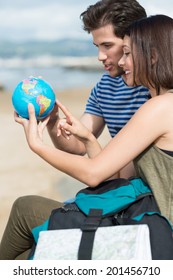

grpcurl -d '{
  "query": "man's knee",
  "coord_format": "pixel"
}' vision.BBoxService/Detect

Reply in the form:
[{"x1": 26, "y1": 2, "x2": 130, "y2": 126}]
[
  {"x1": 12, "y1": 195, "x2": 39, "y2": 216},
  {"x1": 11, "y1": 195, "x2": 62, "y2": 221}
]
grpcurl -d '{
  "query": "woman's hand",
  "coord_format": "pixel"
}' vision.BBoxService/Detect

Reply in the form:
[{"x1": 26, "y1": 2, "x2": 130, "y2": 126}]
[
  {"x1": 56, "y1": 100, "x2": 102, "y2": 158},
  {"x1": 56, "y1": 100, "x2": 93, "y2": 143},
  {"x1": 14, "y1": 103, "x2": 49, "y2": 152}
]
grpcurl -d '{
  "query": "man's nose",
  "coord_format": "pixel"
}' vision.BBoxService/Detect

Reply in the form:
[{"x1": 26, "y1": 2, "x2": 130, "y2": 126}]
[{"x1": 98, "y1": 50, "x2": 107, "y2": 61}]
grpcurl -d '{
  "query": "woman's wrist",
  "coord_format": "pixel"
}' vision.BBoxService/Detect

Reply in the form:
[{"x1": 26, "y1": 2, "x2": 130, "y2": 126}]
[{"x1": 84, "y1": 133, "x2": 102, "y2": 158}]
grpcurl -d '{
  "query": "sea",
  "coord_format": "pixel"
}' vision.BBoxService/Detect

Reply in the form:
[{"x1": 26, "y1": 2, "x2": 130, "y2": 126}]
[{"x1": 0, "y1": 38, "x2": 104, "y2": 92}]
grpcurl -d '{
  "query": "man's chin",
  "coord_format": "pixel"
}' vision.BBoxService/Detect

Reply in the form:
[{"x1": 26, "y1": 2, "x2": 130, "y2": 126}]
[{"x1": 108, "y1": 69, "x2": 125, "y2": 77}]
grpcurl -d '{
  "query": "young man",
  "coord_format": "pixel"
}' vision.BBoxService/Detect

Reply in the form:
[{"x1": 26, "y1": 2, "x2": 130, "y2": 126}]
[
  {"x1": 0, "y1": 0, "x2": 150, "y2": 260},
  {"x1": 47, "y1": 0, "x2": 149, "y2": 178}
]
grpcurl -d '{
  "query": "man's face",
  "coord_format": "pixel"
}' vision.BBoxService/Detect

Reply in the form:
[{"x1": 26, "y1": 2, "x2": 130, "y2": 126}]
[{"x1": 91, "y1": 24, "x2": 124, "y2": 77}]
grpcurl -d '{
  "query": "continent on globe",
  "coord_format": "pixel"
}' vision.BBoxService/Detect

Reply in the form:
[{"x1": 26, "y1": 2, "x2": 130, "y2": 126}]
[
  {"x1": 36, "y1": 95, "x2": 51, "y2": 116},
  {"x1": 22, "y1": 79, "x2": 37, "y2": 95},
  {"x1": 12, "y1": 77, "x2": 56, "y2": 120}
]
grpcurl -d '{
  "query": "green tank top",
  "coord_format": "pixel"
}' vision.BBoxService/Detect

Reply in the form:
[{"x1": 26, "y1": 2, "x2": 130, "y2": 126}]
[{"x1": 134, "y1": 145, "x2": 173, "y2": 224}]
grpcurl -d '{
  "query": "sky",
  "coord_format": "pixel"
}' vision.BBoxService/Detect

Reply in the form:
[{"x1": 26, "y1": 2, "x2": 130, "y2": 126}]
[{"x1": 0, "y1": 0, "x2": 172, "y2": 42}]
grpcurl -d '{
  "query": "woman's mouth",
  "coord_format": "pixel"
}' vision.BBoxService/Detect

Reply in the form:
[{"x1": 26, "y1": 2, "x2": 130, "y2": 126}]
[{"x1": 124, "y1": 70, "x2": 131, "y2": 75}]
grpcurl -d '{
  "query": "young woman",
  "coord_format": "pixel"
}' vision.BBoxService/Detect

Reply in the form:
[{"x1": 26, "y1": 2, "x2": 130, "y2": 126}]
[{"x1": 1, "y1": 14, "x2": 173, "y2": 260}]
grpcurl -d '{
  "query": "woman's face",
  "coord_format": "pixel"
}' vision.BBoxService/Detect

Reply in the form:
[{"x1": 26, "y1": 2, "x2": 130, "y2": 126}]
[{"x1": 118, "y1": 35, "x2": 137, "y2": 87}]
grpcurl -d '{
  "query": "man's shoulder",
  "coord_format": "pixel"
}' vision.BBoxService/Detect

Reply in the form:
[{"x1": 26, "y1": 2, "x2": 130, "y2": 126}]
[
  {"x1": 97, "y1": 73, "x2": 124, "y2": 88},
  {"x1": 100, "y1": 73, "x2": 122, "y2": 82}
]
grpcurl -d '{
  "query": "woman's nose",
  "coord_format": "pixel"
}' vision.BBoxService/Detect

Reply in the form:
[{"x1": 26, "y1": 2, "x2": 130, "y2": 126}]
[{"x1": 118, "y1": 55, "x2": 124, "y2": 67}]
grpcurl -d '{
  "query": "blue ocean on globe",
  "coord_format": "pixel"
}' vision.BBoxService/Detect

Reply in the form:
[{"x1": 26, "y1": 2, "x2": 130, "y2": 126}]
[{"x1": 12, "y1": 77, "x2": 56, "y2": 120}]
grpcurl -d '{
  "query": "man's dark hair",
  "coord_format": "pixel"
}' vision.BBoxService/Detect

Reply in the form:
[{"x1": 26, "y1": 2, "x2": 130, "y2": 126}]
[{"x1": 80, "y1": 0, "x2": 147, "y2": 38}]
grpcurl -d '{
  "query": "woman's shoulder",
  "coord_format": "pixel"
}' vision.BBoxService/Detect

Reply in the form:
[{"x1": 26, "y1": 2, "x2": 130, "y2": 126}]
[
  {"x1": 132, "y1": 91, "x2": 173, "y2": 122},
  {"x1": 144, "y1": 91, "x2": 173, "y2": 108}
]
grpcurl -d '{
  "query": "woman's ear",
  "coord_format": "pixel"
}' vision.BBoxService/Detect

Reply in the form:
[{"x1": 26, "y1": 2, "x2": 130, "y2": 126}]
[{"x1": 151, "y1": 47, "x2": 158, "y2": 65}]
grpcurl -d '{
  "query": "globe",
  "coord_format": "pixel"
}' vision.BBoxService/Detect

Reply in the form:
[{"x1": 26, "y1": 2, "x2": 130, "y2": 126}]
[{"x1": 12, "y1": 77, "x2": 56, "y2": 120}]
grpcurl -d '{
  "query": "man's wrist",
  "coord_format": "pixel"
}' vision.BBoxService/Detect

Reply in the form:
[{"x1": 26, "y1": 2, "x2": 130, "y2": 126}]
[{"x1": 47, "y1": 115, "x2": 59, "y2": 126}]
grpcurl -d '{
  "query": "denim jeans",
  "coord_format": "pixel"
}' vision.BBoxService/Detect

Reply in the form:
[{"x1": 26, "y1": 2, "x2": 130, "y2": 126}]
[{"x1": 0, "y1": 195, "x2": 63, "y2": 260}]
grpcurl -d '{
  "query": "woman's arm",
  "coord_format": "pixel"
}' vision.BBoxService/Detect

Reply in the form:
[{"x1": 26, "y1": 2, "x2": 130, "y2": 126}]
[{"x1": 14, "y1": 95, "x2": 169, "y2": 187}]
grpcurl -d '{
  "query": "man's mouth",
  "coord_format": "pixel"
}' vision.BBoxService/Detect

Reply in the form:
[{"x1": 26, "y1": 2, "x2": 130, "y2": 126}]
[{"x1": 104, "y1": 64, "x2": 113, "y2": 71}]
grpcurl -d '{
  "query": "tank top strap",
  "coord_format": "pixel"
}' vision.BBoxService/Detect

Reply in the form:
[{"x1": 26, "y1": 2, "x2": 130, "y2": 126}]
[{"x1": 167, "y1": 89, "x2": 173, "y2": 93}]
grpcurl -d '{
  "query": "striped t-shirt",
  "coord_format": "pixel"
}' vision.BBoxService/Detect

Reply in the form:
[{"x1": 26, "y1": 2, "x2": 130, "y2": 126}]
[{"x1": 85, "y1": 73, "x2": 150, "y2": 137}]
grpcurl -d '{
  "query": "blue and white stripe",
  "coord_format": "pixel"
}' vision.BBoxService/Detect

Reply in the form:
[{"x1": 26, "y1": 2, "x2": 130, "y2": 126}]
[{"x1": 85, "y1": 73, "x2": 150, "y2": 137}]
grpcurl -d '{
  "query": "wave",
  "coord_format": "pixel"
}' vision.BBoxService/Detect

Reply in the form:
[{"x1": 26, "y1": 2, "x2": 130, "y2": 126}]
[{"x1": 0, "y1": 55, "x2": 102, "y2": 71}]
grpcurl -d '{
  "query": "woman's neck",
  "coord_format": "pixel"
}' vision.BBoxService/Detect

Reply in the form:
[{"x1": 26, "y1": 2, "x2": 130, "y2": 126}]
[{"x1": 149, "y1": 88, "x2": 157, "y2": 97}]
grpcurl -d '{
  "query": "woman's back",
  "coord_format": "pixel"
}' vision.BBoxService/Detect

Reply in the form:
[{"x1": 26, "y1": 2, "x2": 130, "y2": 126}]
[{"x1": 134, "y1": 144, "x2": 173, "y2": 224}]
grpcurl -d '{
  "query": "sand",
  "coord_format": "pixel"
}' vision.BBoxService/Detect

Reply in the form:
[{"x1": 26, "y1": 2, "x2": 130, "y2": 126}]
[{"x1": 0, "y1": 87, "x2": 110, "y2": 240}]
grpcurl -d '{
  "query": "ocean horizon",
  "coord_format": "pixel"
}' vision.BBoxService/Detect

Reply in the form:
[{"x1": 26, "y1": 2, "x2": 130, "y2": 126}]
[{"x1": 0, "y1": 39, "x2": 104, "y2": 92}]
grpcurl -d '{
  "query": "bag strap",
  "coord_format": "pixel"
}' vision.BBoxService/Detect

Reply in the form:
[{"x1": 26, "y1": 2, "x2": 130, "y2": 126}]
[{"x1": 78, "y1": 208, "x2": 103, "y2": 260}]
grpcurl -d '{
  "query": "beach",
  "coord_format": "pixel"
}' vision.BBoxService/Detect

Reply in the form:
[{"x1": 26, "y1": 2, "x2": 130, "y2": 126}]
[{"x1": 0, "y1": 87, "x2": 110, "y2": 240}]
